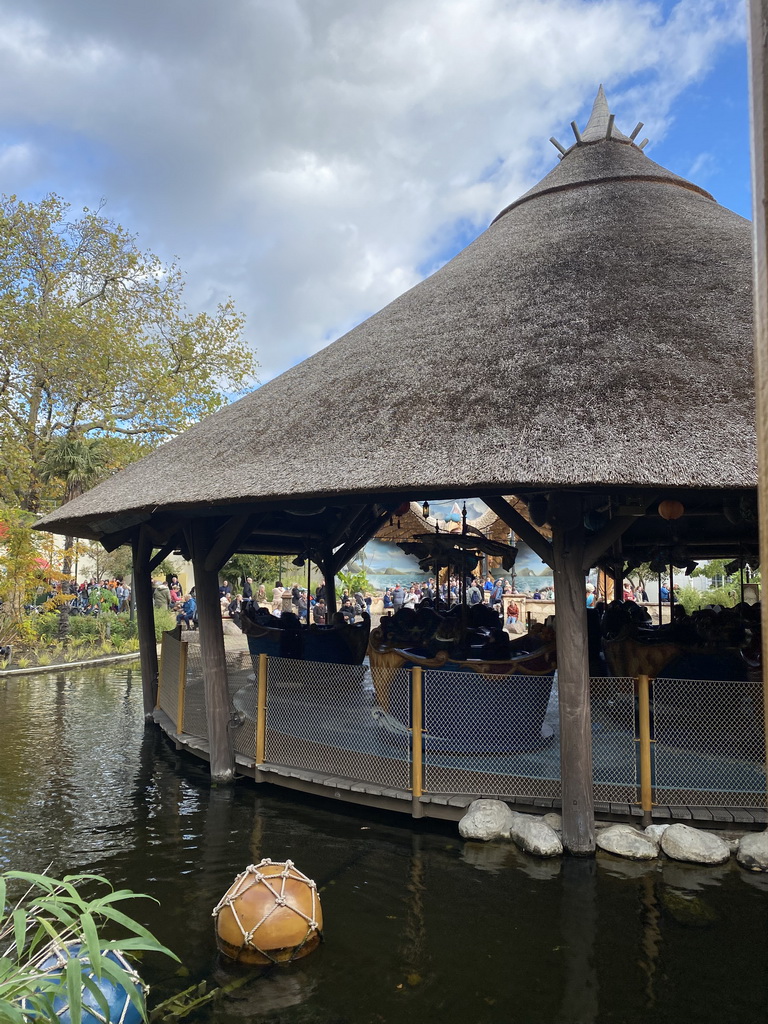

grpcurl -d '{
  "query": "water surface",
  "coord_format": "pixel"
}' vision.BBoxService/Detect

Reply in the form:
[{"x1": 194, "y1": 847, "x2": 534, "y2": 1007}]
[{"x1": 1, "y1": 667, "x2": 766, "y2": 1024}]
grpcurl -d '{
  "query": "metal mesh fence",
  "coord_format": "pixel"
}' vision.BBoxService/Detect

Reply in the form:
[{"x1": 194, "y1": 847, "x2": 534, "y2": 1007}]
[
  {"x1": 164, "y1": 644, "x2": 767, "y2": 812},
  {"x1": 264, "y1": 656, "x2": 410, "y2": 790},
  {"x1": 156, "y1": 633, "x2": 181, "y2": 728},
  {"x1": 421, "y1": 668, "x2": 561, "y2": 799},
  {"x1": 182, "y1": 643, "x2": 208, "y2": 740},
  {"x1": 652, "y1": 677, "x2": 766, "y2": 807},
  {"x1": 590, "y1": 676, "x2": 638, "y2": 803}
]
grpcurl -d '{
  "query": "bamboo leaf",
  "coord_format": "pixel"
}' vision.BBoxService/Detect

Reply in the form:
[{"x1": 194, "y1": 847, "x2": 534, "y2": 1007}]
[{"x1": 65, "y1": 955, "x2": 83, "y2": 1024}]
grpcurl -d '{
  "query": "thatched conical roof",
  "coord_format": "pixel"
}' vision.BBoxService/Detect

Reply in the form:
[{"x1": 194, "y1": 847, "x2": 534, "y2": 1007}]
[{"x1": 38, "y1": 88, "x2": 755, "y2": 541}]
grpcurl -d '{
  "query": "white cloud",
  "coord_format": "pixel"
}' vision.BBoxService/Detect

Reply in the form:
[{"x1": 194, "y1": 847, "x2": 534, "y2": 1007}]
[{"x1": 0, "y1": 0, "x2": 747, "y2": 379}]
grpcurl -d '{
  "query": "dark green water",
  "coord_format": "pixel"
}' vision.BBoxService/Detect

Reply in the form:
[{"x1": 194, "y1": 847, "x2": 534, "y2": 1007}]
[{"x1": 1, "y1": 667, "x2": 767, "y2": 1024}]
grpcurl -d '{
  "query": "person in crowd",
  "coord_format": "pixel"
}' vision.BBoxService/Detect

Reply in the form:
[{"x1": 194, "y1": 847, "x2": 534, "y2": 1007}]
[
  {"x1": 586, "y1": 583, "x2": 596, "y2": 608},
  {"x1": 505, "y1": 599, "x2": 520, "y2": 629},
  {"x1": 176, "y1": 594, "x2": 197, "y2": 630},
  {"x1": 313, "y1": 598, "x2": 327, "y2": 625},
  {"x1": 468, "y1": 578, "x2": 484, "y2": 606},
  {"x1": 403, "y1": 585, "x2": 419, "y2": 610},
  {"x1": 228, "y1": 593, "x2": 243, "y2": 617},
  {"x1": 242, "y1": 577, "x2": 253, "y2": 599},
  {"x1": 339, "y1": 597, "x2": 356, "y2": 624},
  {"x1": 353, "y1": 590, "x2": 366, "y2": 616},
  {"x1": 392, "y1": 584, "x2": 405, "y2": 611},
  {"x1": 532, "y1": 589, "x2": 542, "y2": 600},
  {"x1": 297, "y1": 589, "x2": 309, "y2": 622},
  {"x1": 490, "y1": 577, "x2": 505, "y2": 610},
  {"x1": 220, "y1": 594, "x2": 230, "y2": 616},
  {"x1": 218, "y1": 579, "x2": 231, "y2": 598},
  {"x1": 660, "y1": 582, "x2": 670, "y2": 602},
  {"x1": 272, "y1": 581, "x2": 285, "y2": 613},
  {"x1": 622, "y1": 581, "x2": 635, "y2": 602},
  {"x1": 383, "y1": 588, "x2": 394, "y2": 610},
  {"x1": 315, "y1": 579, "x2": 327, "y2": 603},
  {"x1": 256, "y1": 583, "x2": 267, "y2": 605}
]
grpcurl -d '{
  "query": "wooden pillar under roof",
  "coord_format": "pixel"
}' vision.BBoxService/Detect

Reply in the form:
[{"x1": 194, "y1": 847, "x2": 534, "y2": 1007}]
[
  {"x1": 748, "y1": 0, "x2": 768, "y2": 805},
  {"x1": 189, "y1": 518, "x2": 235, "y2": 784},
  {"x1": 550, "y1": 492, "x2": 595, "y2": 854},
  {"x1": 132, "y1": 526, "x2": 159, "y2": 720}
]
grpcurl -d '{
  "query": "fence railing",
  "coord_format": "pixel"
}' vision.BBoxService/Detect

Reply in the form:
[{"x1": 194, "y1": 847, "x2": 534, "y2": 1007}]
[{"x1": 156, "y1": 634, "x2": 767, "y2": 812}]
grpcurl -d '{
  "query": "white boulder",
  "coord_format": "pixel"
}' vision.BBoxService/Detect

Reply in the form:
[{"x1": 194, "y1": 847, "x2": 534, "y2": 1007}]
[
  {"x1": 458, "y1": 799, "x2": 516, "y2": 842},
  {"x1": 597, "y1": 824, "x2": 659, "y2": 860},
  {"x1": 737, "y1": 832, "x2": 768, "y2": 872},
  {"x1": 645, "y1": 824, "x2": 670, "y2": 843},
  {"x1": 661, "y1": 823, "x2": 731, "y2": 865},
  {"x1": 508, "y1": 814, "x2": 563, "y2": 858}
]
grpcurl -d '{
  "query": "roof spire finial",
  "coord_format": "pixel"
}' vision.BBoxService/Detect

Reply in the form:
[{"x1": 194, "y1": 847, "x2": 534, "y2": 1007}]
[{"x1": 578, "y1": 85, "x2": 630, "y2": 144}]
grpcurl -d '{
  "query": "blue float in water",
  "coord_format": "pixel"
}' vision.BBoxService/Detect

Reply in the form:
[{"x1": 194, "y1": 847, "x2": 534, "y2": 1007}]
[{"x1": 29, "y1": 943, "x2": 145, "y2": 1024}]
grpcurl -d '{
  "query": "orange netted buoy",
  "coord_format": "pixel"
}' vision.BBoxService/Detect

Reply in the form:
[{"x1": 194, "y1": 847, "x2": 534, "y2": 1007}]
[{"x1": 213, "y1": 860, "x2": 323, "y2": 965}]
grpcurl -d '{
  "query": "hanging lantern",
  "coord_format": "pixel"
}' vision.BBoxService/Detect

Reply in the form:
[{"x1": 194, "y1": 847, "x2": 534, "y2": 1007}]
[
  {"x1": 213, "y1": 860, "x2": 323, "y2": 966},
  {"x1": 658, "y1": 499, "x2": 684, "y2": 521},
  {"x1": 422, "y1": 500, "x2": 430, "y2": 519}
]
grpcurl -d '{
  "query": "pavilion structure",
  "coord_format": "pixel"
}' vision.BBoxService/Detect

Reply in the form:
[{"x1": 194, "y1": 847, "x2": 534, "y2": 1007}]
[{"x1": 36, "y1": 87, "x2": 758, "y2": 854}]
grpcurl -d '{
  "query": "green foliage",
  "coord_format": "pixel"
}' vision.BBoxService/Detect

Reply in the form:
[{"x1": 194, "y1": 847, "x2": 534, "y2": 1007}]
[
  {"x1": 221, "y1": 554, "x2": 283, "y2": 589},
  {"x1": 0, "y1": 869, "x2": 178, "y2": 1023},
  {"x1": 154, "y1": 609, "x2": 177, "y2": 641},
  {"x1": 0, "y1": 507, "x2": 58, "y2": 618},
  {"x1": 673, "y1": 585, "x2": 740, "y2": 614},
  {"x1": 336, "y1": 568, "x2": 371, "y2": 595},
  {"x1": 0, "y1": 192, "x2": 259, "y2": 511}
]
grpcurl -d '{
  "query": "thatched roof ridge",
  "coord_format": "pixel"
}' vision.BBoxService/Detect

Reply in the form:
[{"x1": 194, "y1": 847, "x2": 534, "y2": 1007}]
[{"x1": 37, "y1": 91, "x2": 755, "y2": 540}]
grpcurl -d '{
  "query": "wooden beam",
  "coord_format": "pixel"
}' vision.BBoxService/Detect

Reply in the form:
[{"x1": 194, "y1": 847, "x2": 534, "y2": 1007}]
[
  {"x1": 582, "y1": 516, "x2": 635, "y2": 571},
  {"x1": 132, "y1": 525, "x2": 159, "y2": 718},
  {"x1": 483, "y1": 495, "x2": 554, "y2": 567},
  {"x1": 204, "y1": 513, "x2": 254, "y2": 572},
  {"x1": 330, "y1": 506, "x2": 390, "y2": 573},
  {"x1": 190, "y1": 519, "x2": 235, "y2": 783},
  {"x1": 550, "y1": 492, "x2": 595, "y2": 855},
  {"x1": 148, "y1": 538, "x2": 178, "y2": 573},
  {"x1": 748, "y1": 0, "x2": 768, "y2": 810}
]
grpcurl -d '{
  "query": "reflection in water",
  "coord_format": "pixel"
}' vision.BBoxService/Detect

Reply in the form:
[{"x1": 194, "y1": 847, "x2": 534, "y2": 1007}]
[
  {"x1": 639, "y1": 873, "x2": 661, "y2": 1009},
  {"x1": 559, "y1": 857, "x2": 598, "y2": 1024},
  {"x1": 1, "y1": 668, "x2": 768, "y2": 1024}
]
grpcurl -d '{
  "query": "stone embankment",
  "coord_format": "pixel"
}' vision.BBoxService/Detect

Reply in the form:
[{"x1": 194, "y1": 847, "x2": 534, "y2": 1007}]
[{"x1": 459, "y1": 799, "x2": 768, "y2": 871}]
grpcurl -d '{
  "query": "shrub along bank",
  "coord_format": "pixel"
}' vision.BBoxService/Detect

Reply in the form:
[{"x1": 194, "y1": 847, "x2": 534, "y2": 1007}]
[{"x1": 0, "y1": 609, "x2": 176, "y2": 670}]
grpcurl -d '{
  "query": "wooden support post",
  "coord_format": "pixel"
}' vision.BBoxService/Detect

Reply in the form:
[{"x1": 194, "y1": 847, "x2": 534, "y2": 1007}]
[
  {"x1": 637, "y1": 674, "x2": 653, "y2": 827},
  {"x1": 550, "y1": 492, "x2": 595, "y2": 854},
  {"x1": 256, "y1": 653, "x2": 268, "y2": 765},
  {"x1": 411, "y1": 666, "x2": 424, "y2": 818},
  {"x1": 132, "y1": 527, "x2": 159, "y2": 720},
  {"x1": 190, "y1": 519, "x2": 235, "y2": 784},
  {"x1": 748, "y1": 0, "x2": 768, "y2": 809},
  {"x1": 318, "y1": 550, "x2": 337, "y2": 615}
]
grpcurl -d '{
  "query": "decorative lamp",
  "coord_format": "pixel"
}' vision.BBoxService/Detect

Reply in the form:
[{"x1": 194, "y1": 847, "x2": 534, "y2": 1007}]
[
  {"x1": 422, "y1": 500, "x2": 430, "y2": 519},
  {"x1": 28, "y1": 943, "x2": 145, "y2": 1024},
  {"x1": 658, "y1": 499, "x2": 684, "y2": 521},
  {"x1": 213, "y1": 860, "x2": 323, "y2": 966}
]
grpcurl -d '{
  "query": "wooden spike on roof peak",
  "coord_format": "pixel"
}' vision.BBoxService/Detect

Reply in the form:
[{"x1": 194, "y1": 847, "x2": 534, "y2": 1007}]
[{"x1": 580, "y1": 84, "x2": 631, "y2": 143}]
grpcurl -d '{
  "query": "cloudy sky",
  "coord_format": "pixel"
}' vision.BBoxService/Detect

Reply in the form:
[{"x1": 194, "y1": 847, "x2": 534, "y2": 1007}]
[{"x1": 0, "y1": 0, "x2": 750, "y2": 383}]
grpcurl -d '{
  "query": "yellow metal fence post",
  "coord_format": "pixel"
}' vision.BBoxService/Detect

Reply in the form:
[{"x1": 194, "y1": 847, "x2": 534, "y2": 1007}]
[
  {"x1": 637, "y1": 673, "x2": 654, "y2": 827},
  {"x1": 255, "y1": 652, "x2": 268, "y2": 766},
  {"x1": 177, "y1": 640, "x2": 188, "y2": 733},
  {"x1": 411, "y1": 666, "x2": 424, "y2": 817}
]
